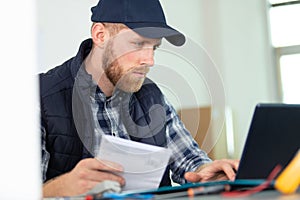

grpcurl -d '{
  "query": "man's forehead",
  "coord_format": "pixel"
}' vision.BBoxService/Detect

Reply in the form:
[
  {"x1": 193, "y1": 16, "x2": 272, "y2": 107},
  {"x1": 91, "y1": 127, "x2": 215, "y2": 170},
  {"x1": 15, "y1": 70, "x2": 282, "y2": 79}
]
[{"x1": 116, "y1": 28, "x2": 162, "y2": 45}]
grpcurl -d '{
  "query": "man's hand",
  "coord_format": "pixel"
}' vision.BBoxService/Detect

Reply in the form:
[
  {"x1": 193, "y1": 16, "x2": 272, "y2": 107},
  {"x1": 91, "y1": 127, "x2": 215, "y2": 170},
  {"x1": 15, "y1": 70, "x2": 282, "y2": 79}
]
[
  {"x1": 184, "y1": 159, "x2": 239, "y2": 182},
  {"x1": 43, "y1": 158, "x2": 125, "y2": 197}
]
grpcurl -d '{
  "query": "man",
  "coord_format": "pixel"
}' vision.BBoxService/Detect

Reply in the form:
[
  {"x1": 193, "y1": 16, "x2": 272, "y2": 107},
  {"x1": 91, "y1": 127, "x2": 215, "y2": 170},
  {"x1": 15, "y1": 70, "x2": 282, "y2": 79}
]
[{"x1": 40, "y1": 0, "x2": 239, "y2": 197}]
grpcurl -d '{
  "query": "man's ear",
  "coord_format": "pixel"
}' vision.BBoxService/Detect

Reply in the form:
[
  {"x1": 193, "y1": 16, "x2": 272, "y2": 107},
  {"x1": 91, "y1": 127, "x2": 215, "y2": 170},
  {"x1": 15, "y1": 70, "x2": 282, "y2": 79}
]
[{"x1": 91, "y1": 23, "x2": 109, "y2": 48}]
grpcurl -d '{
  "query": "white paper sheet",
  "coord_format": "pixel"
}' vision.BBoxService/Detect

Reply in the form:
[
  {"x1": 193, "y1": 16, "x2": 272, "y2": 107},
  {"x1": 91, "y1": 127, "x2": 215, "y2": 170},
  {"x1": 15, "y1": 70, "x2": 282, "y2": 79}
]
[{"x1": 97, "y1": 135, "x2": 171, "y2": 191}]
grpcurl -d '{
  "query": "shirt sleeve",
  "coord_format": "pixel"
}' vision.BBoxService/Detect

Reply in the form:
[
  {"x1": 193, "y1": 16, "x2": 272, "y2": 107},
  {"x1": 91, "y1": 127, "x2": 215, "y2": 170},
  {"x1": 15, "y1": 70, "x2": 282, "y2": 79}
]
[
  {"x1": 41, "y1": 125, "x2": 50, "y2": 182},
  {"x1": 163, "y1": 96, "x2": 212, "y2": 184}
]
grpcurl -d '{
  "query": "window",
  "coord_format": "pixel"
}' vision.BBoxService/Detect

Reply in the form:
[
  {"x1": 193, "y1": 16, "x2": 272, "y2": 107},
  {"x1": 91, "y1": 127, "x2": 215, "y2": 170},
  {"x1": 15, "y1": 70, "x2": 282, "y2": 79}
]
[
  {"x1": 268, "y1": 0, "x2": 300, "y2": 103},
  {"x1": 280, "y1": 54, "x2": 300, "y2": 103}
]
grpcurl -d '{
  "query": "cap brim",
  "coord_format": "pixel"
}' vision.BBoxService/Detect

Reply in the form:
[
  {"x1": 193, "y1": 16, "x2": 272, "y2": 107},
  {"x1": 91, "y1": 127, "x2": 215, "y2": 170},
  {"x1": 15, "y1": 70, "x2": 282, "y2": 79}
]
[{"x1": 125, "y1": 22, "x2": 186, "y2": 46}]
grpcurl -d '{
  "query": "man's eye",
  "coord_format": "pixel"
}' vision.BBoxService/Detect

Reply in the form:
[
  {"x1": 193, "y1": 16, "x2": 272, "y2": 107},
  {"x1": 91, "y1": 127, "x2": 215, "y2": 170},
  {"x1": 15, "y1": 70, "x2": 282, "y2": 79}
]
[{"x1": 133, "y1": 41, "x2": 144, "y2": 47}]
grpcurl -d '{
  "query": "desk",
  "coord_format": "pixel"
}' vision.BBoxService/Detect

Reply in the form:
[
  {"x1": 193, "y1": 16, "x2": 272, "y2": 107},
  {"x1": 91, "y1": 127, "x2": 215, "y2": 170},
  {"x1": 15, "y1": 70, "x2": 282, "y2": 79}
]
[
  {"x1": 166, "y1": 189, "x2": 300, "y2": 200},
  {"x1": 44, "y1": 189, "x2": 300, "y2": 200}
]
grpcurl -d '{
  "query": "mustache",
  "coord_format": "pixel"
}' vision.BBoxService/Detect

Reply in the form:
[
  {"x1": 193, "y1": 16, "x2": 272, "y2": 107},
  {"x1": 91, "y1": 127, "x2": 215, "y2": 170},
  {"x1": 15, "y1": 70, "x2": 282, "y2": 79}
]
[{"x1": 130, "y1": 66, "x2": 150, "y2": 73}]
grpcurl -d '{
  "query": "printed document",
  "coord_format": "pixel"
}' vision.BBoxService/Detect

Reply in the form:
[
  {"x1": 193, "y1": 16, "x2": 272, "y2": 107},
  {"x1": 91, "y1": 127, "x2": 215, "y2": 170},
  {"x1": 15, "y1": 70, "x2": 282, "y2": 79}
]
[{"x1": 97, "y1": 135, "x2": 171, "y2": 191}]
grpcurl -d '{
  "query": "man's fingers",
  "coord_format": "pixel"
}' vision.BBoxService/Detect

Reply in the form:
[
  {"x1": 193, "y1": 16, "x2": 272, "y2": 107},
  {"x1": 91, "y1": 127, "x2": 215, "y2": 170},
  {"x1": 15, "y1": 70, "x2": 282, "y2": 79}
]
[
  {"x1": 82, "y1": 170, "x2": 125, "y2": 186},
  {"x1": 96, "y1": 159, "x2": 124, "y2": 172},
  {"x1": 220, "y1": 159, "x2": 240, "y2": 180},
  {"x1": 223, "y1": 159, "x2": 239, "y2": 171},
  {"x1": 80, "y1": 158, "x2": 124, "y2": 172},
  {"x1": 75, "y1": 159, "x2": 125, "y2": 186},
  {"x1": 221, "y1": 163, "x2": 236, "y2": 181},
  {"x1": 185, "y1": 159, "x2": 240, "y2": 182},
  {"x1": 213, "y1": 159, "x2": 239, "y2": 181},
  {"x1": 184, "y1": 172, "x2": 200, "y2": 182},
  {"x1": 185, "y1": 171, "x2": 227, "y2": 182}
]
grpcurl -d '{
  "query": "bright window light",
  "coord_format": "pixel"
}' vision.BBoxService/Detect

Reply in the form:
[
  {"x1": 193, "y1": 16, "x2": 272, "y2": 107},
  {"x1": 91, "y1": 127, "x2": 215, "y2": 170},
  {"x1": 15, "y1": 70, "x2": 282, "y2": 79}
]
[
  {"x1": 269, "y1": 4, "x2": 300, "y2": 47},
  {"x1": 280, "y1": 54, "x2": 300, "y2": 103}
]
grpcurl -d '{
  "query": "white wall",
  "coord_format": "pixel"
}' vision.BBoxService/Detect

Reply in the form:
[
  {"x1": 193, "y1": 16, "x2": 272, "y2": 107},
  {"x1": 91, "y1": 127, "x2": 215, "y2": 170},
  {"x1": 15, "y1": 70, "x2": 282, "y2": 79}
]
[
  {"x1": 37, "y1": 0, "x2": 98, "y2": 71},
  {"x1": 216, "y1": 0, "x2": 279, "y2": 157},
  {"x1": 0, "y1": 1, "x2": 41, "y2": 199},
  {"x1": 159, "y1": 0, "x2": 279, "y2": 157},
  {"x1": 37, "y1": 0, "x2": 279, "y2": 158}
]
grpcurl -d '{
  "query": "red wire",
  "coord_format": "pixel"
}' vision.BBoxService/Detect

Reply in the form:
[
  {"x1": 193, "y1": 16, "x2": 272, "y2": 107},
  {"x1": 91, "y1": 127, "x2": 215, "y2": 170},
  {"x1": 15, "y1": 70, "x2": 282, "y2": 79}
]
[{"x1": 221, "y1": 165, "x2": 282, "y2": 198}]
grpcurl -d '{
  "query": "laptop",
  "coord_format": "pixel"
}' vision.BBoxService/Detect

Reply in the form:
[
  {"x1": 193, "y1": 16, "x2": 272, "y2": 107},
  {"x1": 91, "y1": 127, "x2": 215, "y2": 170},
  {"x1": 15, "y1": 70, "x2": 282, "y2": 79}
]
[
  {"x1": 123, "y1": 103, "x2": 300, "y2": 195},
  {"x1": 235, "y1": 103, "x2": 300, "y2": 180}
]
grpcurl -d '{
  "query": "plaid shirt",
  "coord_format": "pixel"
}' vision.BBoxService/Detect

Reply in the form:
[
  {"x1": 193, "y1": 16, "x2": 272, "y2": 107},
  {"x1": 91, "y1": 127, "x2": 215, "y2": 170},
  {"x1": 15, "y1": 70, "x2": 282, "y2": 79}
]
[{"x1": 41, "y1": 76, "x2": 211, "y2": 184}]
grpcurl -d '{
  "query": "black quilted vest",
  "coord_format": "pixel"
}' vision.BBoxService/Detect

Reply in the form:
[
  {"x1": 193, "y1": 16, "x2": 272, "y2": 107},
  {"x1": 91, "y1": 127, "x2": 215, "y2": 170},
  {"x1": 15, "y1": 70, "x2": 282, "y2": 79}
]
[{"x1": 40, "y1": 39, "x2": 171, "y2": 187}]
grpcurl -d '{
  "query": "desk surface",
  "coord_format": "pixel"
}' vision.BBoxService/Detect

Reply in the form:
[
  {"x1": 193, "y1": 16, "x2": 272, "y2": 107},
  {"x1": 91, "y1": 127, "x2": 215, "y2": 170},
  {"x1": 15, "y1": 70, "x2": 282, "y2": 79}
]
[
  {"x1": 44, "y1": 189, "x2": 300, "y2": 200},
  {"x1": 166, "y1": 189, "x2": 300, "y2": 200}
]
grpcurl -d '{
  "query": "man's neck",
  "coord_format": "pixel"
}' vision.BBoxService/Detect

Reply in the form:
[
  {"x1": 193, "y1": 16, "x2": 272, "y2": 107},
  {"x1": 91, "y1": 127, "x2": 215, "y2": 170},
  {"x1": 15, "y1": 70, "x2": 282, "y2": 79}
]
[{"x1": 84, "y1": 49, "x2": 114, "y2": 97}]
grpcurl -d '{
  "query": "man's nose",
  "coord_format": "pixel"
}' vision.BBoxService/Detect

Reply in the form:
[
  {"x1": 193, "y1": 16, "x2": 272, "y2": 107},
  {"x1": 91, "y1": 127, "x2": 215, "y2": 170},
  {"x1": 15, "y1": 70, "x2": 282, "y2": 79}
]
[{"x1": 140, "y1": 47, "x2": 154, "y2": 67}]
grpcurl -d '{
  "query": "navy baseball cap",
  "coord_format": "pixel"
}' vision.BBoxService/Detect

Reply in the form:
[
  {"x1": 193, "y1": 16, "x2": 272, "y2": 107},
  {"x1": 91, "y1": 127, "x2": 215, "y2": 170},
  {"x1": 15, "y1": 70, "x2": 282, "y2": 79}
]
[{"x1": 91, "y1": 0, "x2": 186, "y2": 46}]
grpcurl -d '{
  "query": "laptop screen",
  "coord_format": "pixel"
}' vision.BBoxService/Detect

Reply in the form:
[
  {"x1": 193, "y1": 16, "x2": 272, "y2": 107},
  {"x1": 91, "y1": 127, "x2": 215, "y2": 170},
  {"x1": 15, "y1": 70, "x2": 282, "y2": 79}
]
[{"x1": 236, "y1": 103, "x2": 300, "y2": 180}]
